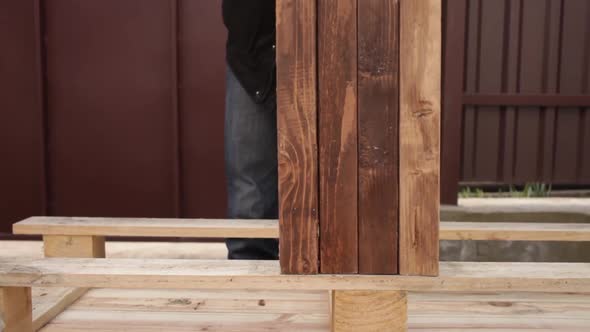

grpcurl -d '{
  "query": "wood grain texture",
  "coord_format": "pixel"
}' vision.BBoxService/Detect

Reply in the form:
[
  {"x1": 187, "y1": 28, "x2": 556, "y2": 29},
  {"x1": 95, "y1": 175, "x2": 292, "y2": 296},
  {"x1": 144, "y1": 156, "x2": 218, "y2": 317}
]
[
  {"x1": 1, "y1": 287, "x2": 33, "y2": 332},
  {"x1": 36, "y1": 289, "x2": 590, "y2": 332},
  {"x1": 276, "y1": 0, "x2": 320, "y2": 274},
  {"x1": 440, "y1": 222, "x2": 590, "y2": 241},
  {"x1": 43, "y1": 235, "x2": 106, "y2": 258},
  {"x1": 40, "y1": 234, "x2": 105, "y2": 330},
  {"x1": 1, "y1": 259, "x2": 590, "y2": 293},
  {"x1": 399, "y1": 0, "x2": 441, "y2": 276},
  {"x1": 332, "y1": 291, "x2": 407, "y2": 332},
  {"x1": 32, "y1": 287, "x2": 88, "y2": 331},
  {"x1": 16, "y1": 217, "x2": 279, "y2": 238},
  {"x1": 15, "y1": 217, "x2": 590, "y2": 242},
  {"x1": 358, "y1": 0, "x2": 400, "y2": 275},
  {"x1": 318, "y1": 0, "x2": 359, "y2": 274}
]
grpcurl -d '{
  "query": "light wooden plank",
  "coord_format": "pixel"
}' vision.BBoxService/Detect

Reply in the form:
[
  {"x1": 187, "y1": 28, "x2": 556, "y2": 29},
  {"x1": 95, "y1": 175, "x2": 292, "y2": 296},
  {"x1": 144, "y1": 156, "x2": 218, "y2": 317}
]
[
  {"x1": 318, "y1": 0, "x2": 359, "y2": 274},
  {"x1": 32, "y1": 288, "x2": 87, "y2": 331},
  {"x1": 1, "y1": 287, "x2": 33, "y2": 332},
  {"x1": 15, "y1": 217, "x2": 279, "y2": 238},
  {"x1": 332, "y1": 291, "x2": 406, "y2": 332},
  {"x1": 1, "y1": 259, "x2": 589, "y2": 293},
  {"x1": 14, "y1": 217, "x2": 590, "y2": 242},
  {"x1": 43, "y1": 235, "x2": 105, "y2": 258},
  {"x1": 440, "y1": 222, "x2": 590, "y2": 241},
  {"x1": 70, "y1": 289, "x2": 328, "y2": 314},
  {"x1": 399, "y1": 0, "x2": 442, "y2": 276},
  {"x1": 38, "y1": 234, "x2": 106, "y2": 330},
  {"x1": 357, "y1": 0, "x2": 400, "y2": 275},
  {"x1": 276, "y1": 0, "x2": 320, "y2": 275}
]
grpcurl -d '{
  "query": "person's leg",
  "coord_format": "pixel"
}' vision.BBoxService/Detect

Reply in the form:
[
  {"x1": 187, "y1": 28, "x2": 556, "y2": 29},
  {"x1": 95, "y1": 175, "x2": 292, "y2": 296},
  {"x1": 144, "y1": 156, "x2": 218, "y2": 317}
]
[{"x1": 224, "y1": 66, "x2": 278, "y2": 260}]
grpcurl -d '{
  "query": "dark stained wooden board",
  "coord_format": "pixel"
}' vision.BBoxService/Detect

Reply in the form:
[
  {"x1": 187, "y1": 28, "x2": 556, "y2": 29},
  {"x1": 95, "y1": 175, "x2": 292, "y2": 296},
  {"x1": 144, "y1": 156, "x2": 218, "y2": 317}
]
[
  {"x1": 318, "y1": 0, "x2": 359, "y2": 274},
  {"x1": 399, "y1": 0, "x2": 441, "y2": 276},
  {"x1": 276, "y1": 0, "x2": 320, "y2": 274},
  {"x1": 357, "y1": 0, "x2": 400, "y2": 274}
]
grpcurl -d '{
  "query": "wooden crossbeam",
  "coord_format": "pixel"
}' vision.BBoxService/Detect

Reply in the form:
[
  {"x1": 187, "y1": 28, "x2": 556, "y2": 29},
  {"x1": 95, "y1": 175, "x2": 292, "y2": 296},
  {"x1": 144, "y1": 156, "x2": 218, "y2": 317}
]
[
  {"x1": 14, "y1": 217, "x2": 590, "y2": 242},
  {"x1": 1, "y1": 258, "x2": 589, "y2": 293},
  {"x1": 14, "y1": 217, "x2": 279, "y2": 238}
]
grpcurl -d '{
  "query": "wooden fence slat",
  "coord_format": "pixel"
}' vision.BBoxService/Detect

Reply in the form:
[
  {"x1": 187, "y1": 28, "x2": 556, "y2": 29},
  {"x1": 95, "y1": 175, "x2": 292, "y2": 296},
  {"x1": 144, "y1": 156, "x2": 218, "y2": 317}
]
[
  {"x1": 358, "y1": 0, "x2": 400, "y2": 274},
  {"x1": 276, "y1": 0, "x2": 320, "y2": 274},
  {"x1": 399, "y1": 0, "x2": 441, "y2": 276},
  {"x1": 318, "y1": 0, "x2": 359, "y2": 274}
]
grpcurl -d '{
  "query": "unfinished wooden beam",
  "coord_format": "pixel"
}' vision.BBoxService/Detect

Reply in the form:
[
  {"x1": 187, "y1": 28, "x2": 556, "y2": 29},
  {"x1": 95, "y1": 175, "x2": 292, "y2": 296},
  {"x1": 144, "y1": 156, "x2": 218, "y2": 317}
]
[
  {"x1": 399, "y1": 0, "x2": 441, "y2": 276},
  {"x1": 43, "y1": 235, "x2": 105, "y2": 258},
  {"x1": 1, "y1": 258, "x2": 589, "y2": 293},
  {"x1": 15, "y1": 217, "x2": 590, "y2": 242},
  {"x1": 35, "y1": 235, "x2": 105, "y2": 330},
  {"x1": 15, "y1": 217, "x2": 279, "y2": 238},
  {"x1": 332, "y1": 291, "x2": 407, "y2": 332},
  {"x1": 32, "y1": 287, "x2": 88, "y2": 331},
  {"x1": 1, "y1": 287, "x2": 33, "y2": 332},
  {"x1": 358, "y1": 0, "x2": 400, "y2": 275},
  {"x1": 318, "y1": 0, "x2": 359, "y2": 274},
  {"x1": 276, "y1": 0, "x2": 320, "y2": 274}
]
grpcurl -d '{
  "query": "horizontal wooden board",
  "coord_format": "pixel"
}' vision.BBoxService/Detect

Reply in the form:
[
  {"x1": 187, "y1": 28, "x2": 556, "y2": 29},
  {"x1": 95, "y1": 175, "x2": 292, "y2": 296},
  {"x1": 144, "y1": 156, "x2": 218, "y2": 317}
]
[
  {"x1": 14, "y1": 217, "x2": 279, "y2": 238},
  {"x1": 1, "y1": 258, "x2": 589, "y2": 293},
  {"x1": 14, "y1": 217, "x2": 590, "y2": 242},
  {"x1": 441, "y1": 222, "x2": 590, "y2": 241},
  {"x1": 37, "y1": 289, "x2": 590, "y2": 331}
]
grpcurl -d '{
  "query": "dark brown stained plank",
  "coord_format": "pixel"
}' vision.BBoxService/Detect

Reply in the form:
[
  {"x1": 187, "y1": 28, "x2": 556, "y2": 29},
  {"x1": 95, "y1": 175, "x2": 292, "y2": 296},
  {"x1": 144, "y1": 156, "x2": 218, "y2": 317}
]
[
  {"x1": 45, "y1": 0, "x2": 178, "y2": 218},
  {"x1": 554, "y1": 0, "x2": 588, "y2": 183},
  {"x1": 399, "y1": 0, "x2": 441, "y2": 276},
  {"x1": 0, "y1": 0, "x2": 45, "y2": 233},
  {"x1": 357, "y1": 0, "x2": 399, "y2": 275},
  {"x1": 276, "y1": 0, "x2": 319, "y2": 274},
  {"x1": 318, "y1": 0, "x2": 359, "y2": 274}
]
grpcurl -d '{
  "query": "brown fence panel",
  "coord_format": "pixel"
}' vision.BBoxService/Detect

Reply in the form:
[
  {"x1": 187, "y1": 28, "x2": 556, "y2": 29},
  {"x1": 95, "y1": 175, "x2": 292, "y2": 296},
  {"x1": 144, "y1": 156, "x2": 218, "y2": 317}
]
[
  {"x1": 179, "y1": 0, "x2": 227, "y2": 218},
  {"x1": 442, "y1": 0, "x2": 590, "y2": 204},
  {"x1": 0, "y1": 0, "x2": 46, "y2": 233},
  {"x1": 44, "y1": 0, "x2": 179, "y2": 217}
]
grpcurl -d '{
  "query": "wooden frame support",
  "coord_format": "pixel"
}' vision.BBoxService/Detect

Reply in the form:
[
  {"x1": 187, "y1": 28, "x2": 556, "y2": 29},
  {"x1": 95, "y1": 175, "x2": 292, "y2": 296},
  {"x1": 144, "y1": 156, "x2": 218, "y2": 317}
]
[
  {"x1": 43, "y1": 235, "x2": 106, "y2": 258},
  {"x1": 30, "y1": 235, "x2": 106, "y2": 330},
  {"x1": 332, "y1": 290, "x2": 407, "y2": 332},
  {"x1": 1, "y1": 287, "x2": 33, "y2": 332}
]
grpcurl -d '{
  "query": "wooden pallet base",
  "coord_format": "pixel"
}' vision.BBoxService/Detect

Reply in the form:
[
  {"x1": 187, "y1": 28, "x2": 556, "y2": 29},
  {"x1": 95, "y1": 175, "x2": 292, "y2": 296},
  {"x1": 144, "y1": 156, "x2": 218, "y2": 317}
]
[{"x1": 332, "y1": 291, "x2": 407, "y2": 332}]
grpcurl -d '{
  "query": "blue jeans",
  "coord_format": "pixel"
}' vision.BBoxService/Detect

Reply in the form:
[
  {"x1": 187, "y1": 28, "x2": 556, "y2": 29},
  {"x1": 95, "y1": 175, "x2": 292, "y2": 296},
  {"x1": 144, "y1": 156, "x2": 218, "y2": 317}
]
[{"x1": 224, "y1": 67, "x2": 279, "y2": 260}]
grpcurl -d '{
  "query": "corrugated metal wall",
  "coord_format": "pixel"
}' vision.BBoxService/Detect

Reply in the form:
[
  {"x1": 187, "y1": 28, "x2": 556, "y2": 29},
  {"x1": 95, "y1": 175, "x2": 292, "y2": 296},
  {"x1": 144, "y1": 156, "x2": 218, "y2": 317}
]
[
  {"x1": 0, "y1": 0, "x2": 227, "y2": 233},
  {"x1": 442, "y1": 0, "x2": 590, "y2": 203},
  {"x1": 1, "y1": 0, "x2": 589, "y2": 230}
]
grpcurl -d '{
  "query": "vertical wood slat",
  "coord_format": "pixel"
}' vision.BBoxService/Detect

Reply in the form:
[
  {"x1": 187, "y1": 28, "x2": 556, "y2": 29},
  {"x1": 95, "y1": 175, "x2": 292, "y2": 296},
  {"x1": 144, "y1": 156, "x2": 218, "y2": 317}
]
[
  {"x1": 277, "y1": 0, "x2": 320, "y2": 274},
  {"x1": 0, "y1": 287, "x2": 33, "y2": 332},
  {"x1": 357, "y1": 0, "x2": 399, "y2": 275},
  {"x1": 319, "y1": 0, "x2": 359, "y2": 274},
  {"x1": 399, "y1": 0, "x2": 441, "y2": 276}
]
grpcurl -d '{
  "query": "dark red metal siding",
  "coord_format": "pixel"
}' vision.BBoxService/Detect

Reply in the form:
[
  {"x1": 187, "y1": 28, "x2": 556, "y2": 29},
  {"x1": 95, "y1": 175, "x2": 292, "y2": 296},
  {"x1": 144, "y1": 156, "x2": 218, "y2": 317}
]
[
  {"x1": 454, "y1": 0, "x2": 590, "y2": 187},
  {"x1": 0, "y1": 0, "x2": 46, "y2": 233},
  {"x1": 44, "y1": 0, "x2": 179, "y2": 217},
  {"x1": 179, "y1": 0, "x2": 227, "y2": 218}
]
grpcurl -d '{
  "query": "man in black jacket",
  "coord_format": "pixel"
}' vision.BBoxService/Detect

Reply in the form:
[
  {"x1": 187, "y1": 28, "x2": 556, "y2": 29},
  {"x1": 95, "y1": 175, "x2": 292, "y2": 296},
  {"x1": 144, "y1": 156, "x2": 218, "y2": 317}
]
[{"x1": 222, "y1": 0, "x2": 278, "y2": 260}]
